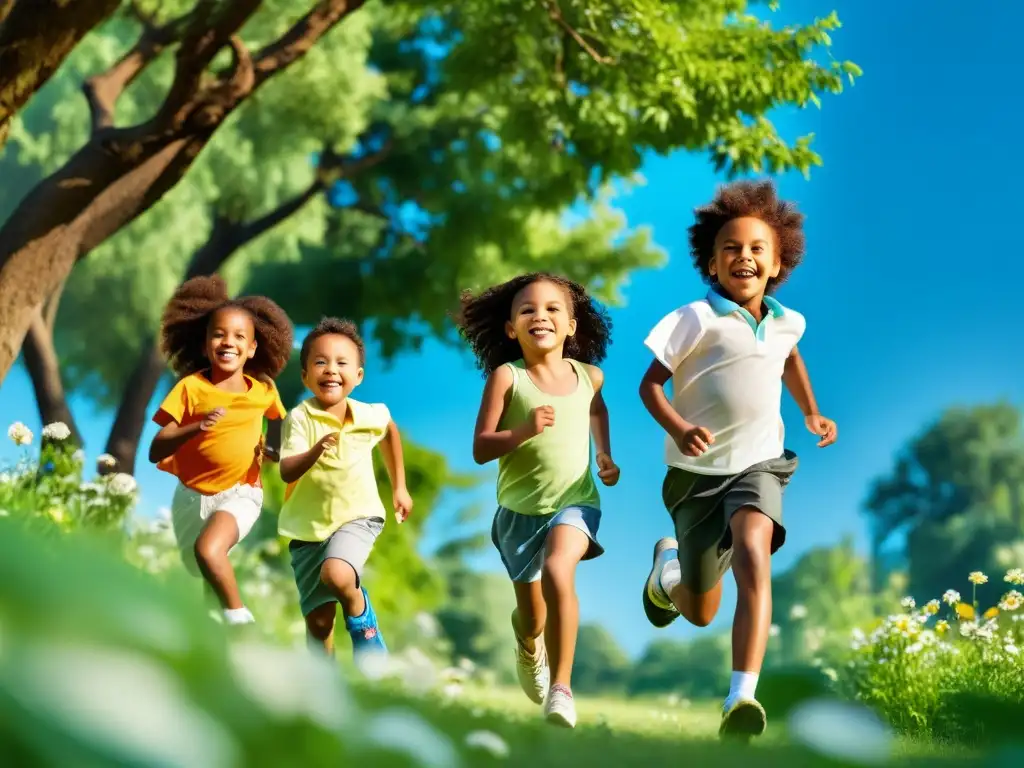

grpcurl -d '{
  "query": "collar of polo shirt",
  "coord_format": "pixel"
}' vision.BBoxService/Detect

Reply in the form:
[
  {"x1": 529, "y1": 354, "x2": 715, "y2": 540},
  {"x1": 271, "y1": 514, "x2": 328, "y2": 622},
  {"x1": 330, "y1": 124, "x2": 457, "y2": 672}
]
[{"x1": 706, "y1": 286, "x2": 784, "y2": 342}]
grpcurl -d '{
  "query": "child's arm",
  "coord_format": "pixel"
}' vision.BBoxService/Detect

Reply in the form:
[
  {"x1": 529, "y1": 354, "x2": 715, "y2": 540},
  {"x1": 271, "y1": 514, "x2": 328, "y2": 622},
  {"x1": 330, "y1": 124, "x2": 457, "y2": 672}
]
[
  {"x1": 148, "y1": 408, "x2": 224, "y2": 464},
  {"x1": 378, "y1": 419, "x2": 413, "y2": 522},
  {"x1": 472, "y1": 365, "x2": 549, "y2": 464},
  {"x1": 638, "y1": 362, "x2": 714, "y2": 456},
  {"x1": 278, "y1": 433, "x2": 337, "y2": 483},
  {"x1": 783, "y1": 345, "x2": 837, "y2": 447},
  {"x1": 586, "y1": 365, "x2": 619, "y2": 486}
]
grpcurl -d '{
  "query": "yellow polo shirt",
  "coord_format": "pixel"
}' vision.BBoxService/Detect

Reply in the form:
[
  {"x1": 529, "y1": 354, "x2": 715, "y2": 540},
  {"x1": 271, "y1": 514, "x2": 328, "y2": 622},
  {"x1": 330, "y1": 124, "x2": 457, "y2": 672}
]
[{"x1": 278, "y1": 397, "x2": 391, "y2": 542}]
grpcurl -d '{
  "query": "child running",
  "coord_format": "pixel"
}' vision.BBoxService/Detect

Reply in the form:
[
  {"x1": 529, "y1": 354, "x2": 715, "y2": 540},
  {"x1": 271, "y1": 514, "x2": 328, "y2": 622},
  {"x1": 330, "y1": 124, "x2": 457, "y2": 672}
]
[
  {"x1": 278, "y1": 318, "x2": 412, "y2": 660},
  {"x1": 457, "y1": 273, "x2": 620, "y2": 729},
  {"x1": 638, "y1": 180, "x2": 837, "y2": 739},
  {"x1": 149, "y1": 275, "x2": 293, "y2": 626}
]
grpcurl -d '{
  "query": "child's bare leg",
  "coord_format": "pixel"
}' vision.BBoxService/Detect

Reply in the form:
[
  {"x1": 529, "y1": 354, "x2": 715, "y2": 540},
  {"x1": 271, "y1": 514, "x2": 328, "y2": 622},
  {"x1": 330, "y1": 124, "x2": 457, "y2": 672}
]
[
  {"x1": 320, "y1": 559, "x2": 365, "y2": 618},
  {"x1": 305, "y1": 603, "x2": 337, "y2": 655},
  {"x1": 512, "y1": 581, "x2": 546, "y2": 653},
  {"x1": 729, "y1": 507, "x2": 774, "y2": 676},
  {"x1": 540, "y1": 525, "x2": 590, "y2": 688},
  {"x1": 670, "y1": 580, "x2": 724, "y2": 627},
  {"x1": 194, "y1": 511, "x2": 243, "y2": 610}
]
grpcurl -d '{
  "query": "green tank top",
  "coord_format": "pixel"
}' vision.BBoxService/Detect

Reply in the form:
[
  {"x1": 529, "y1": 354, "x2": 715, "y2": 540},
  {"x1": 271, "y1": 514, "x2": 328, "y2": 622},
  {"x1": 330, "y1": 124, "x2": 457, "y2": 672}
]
[{"x1": 496, "y1": 358, "x2": 600, "y2": 516}]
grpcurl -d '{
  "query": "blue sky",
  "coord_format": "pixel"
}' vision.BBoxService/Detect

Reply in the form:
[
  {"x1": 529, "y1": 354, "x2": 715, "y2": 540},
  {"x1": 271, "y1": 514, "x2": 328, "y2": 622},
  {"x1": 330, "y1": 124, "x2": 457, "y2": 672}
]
[{"x1": 1, "y1": 1, "x2": 1021, "y2": 658}]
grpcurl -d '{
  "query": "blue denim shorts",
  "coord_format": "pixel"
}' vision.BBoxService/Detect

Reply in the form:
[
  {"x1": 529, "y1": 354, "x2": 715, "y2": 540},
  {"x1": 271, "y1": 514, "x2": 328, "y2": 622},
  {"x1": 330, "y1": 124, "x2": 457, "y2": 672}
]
[{"x1": 491, "y1": 504, "x2": 603, "y2": 583}]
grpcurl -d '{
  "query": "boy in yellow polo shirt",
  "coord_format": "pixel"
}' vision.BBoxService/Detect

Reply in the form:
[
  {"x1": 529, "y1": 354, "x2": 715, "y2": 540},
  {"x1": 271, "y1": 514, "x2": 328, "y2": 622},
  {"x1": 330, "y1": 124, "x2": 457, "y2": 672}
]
[{"x1": 279, "y1": 318, "x2": 413, "y2": 659}]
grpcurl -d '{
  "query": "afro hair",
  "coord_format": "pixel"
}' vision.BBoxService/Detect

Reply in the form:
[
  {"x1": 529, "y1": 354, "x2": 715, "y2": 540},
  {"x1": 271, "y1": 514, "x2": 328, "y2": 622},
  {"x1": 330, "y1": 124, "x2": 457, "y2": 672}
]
[
  {"x1": 688, "y1": 179, "x2": 806, "y2": 293},
  {"x1": 454, "y1": 272, "x2": 612, "y2": 375},
  {"x1": 159, "y1": 275, "x2": 294, "y2": 380}
]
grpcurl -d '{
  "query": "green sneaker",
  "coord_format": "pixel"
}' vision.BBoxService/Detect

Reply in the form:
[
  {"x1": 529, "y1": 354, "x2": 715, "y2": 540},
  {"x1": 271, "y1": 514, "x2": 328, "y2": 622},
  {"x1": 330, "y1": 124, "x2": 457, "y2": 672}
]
[
  {"x1": 642, "y1": 537, "x2": 680, "y2": 628},
  {"x1": 719, "y1": 698, "x2": 767, "y2": 740}
]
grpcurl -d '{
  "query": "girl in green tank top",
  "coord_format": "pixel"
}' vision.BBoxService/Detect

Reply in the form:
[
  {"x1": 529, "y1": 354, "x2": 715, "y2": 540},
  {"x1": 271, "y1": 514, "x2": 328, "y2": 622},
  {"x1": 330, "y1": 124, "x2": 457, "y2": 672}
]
[{"x1": 457, "y1": 272, "x2": 620, "y2": 729}]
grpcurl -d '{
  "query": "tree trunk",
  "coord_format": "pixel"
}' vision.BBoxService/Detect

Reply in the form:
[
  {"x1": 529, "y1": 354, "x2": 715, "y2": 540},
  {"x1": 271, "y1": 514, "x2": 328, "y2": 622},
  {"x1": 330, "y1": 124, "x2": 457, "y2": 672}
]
[
  {"x1": 21, "y1": 309, "x2": 82, "y2": 445},
  {"x1": 0, "y1": 0, "x2": 367, "y2": 384},
  {"x1": 102, "y1": 341, "x2": 165, "y2": 475},
  {"x1": 0, "y1": 0, "x2": 121, "y2": 147}
]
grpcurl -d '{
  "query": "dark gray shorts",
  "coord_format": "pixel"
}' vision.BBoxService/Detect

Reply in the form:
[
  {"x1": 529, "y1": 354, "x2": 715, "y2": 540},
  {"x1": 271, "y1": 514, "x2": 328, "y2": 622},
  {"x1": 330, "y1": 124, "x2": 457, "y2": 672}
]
[
  {"x1": 663, "y1": 451, "x2": 798, "y2": 594},
  {"x1": 288, "y1": 516, "x2": 384, "y2": 616}
]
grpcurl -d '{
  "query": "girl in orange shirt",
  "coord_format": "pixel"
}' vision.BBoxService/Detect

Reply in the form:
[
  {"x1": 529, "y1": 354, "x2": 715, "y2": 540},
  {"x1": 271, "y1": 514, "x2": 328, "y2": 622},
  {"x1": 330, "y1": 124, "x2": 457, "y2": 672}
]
[{"x1": 149, "y1": 276, "x2": 293, "y2": 626}]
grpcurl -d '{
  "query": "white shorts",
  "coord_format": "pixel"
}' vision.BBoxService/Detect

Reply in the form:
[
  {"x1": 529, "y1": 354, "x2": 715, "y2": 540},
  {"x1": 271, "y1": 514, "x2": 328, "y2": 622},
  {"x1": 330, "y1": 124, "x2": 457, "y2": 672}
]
[{"x1": 170, "y1": 483, "x2": 263, "y2": 575}]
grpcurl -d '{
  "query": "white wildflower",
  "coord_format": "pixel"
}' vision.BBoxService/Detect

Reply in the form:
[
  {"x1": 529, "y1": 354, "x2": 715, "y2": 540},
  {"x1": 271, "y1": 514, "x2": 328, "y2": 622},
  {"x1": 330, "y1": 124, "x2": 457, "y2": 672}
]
[
  {"x1": 465, "y1": 730, "x2": 509, "y2": 759},
  {"x1": 999, "y1": 590, "x2": 1023, "y2": 611},
  {"x1": 457, "y1": 656, "x2": 476, "y2": 674},
  {"x1": 900, "y1": 596, "x2": 916, "y2": 610},
  {"x1": 942, "y1": 589, "x2": 961, "y2": 605},
  {"x1": 96, "y1": 454, "x2": 117, "y2": 470},
  {"x1": 136, "y1": 546, "x2": 157, "y2": 562},
  {"x1": 821, "y1": 667, "x2": 839, "y2": 682},
  {"x1": 906, "y1": 642, "x2": 923, "y2": 655},
  {"x1": 769, "y1": 623, "x2": 781, "y2": 637},
  {"x1": 41, "y1": 422, "x2": 71, "y2": 441},
  {"x1": 71, "y1": 449, "x2": 85, "y2": 464},
  {"x1": 968, "y1": 571, "x2": 988, "y2": 585},
  {"x1": 107, "y1": 473, "x2": 138, "y2": 497},
  {"x1": 7, "y1": 422, "x2": 32, "y2": 446},
  {"x1": 789, "y1": 604, "x2": 808, "y2": 620},
  {"x1": 413, "y1": 612, "x2": 439, "y2": 639},
  {"x1": 1005, "y1": 643, "x2": 1020, "y2": 656},
  {"x1": 1004, "y1": 568, "x2": 1024, "y2": 586}
]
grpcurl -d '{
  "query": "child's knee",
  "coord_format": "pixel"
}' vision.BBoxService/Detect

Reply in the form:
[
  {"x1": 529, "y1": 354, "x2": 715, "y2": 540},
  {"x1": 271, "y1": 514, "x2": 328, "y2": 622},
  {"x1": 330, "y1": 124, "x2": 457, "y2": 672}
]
[
  {"x1": 731, "y1": 523, "x2": 773, "y2": 583},
  {"x1": 540, "y1": 555, "x2": 575, "y2": 590},
  {"x1": 193, "y1": 538, "x2": 226, "y2": 570},
  {"x1": 320, "y1": 559, "x2": 358, "y2": 595},
  {"x1": 305, "y1": 605, "x2": 336, "y2": 640}
]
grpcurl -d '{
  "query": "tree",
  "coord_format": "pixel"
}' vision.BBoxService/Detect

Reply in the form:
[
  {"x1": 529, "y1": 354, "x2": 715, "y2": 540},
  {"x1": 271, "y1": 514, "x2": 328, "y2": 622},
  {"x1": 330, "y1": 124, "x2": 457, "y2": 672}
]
[
  {"x1": 0, "y1": 0, "x2": 861, "y2": 381},
  {"x1": 0, "y1": 0, "x2": 376, "y2": 379},
  {"x1": 572, "y1": 623, "x2": 630, "y2": 694},
  {"x1": 864, "y1": 403, "x2": 1024, "y2": 597},
  {"x1": 628, "y1": 634, "x2": 730, "y2": 699},
  {"x1": 0, "y1": 0, "x2": 122, "y2": 147}
]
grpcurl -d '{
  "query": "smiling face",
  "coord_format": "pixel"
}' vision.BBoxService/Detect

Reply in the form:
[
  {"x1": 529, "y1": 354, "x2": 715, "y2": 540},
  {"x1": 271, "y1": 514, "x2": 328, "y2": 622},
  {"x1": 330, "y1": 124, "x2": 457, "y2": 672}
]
[
  {"x1": 708, "y1": 216, "x2": 781, "y2": 308},
  {"x1": 505, "y1": 279, "x2": 577, "y2": 358},
  {"x1": 301, "y1": 333, "x2": 363, "y2": 407},
  {"x1": 205, "y1": 307, "x2": 257, "y2": 377}
]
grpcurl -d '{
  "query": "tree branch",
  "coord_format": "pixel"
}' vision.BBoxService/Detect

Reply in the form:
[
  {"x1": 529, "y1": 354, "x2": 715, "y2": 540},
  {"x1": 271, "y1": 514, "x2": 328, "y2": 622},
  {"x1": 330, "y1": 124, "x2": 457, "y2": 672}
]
[
  {"x1": 81, "y1": 6, "x2": 195, "y2": 134},
  {"x1": 227, "y1": 181, "x2": 322, "y2": 254},
  {"x1": 542, "y1": 1, "x2": 613, "y2": 65},
  {"x1": 253, "y1": 0, "x2": 369, "y2": 85},
  {"x1": 157, "y1": 0, "x2": 261, "y2": 125}
]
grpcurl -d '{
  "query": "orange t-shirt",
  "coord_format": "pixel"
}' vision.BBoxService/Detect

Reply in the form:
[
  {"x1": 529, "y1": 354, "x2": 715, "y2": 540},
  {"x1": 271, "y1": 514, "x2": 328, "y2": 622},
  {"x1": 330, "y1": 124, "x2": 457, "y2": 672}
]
[{"x1": 153, "y1": 372, "x2": 286, "y2": 495}]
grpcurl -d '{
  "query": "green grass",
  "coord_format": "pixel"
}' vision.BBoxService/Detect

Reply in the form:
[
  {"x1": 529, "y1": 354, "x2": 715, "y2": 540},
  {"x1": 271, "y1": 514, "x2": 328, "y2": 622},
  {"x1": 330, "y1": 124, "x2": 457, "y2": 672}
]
[{"x1": 353, "y1": 682, "x2": 986, "y2": 767}]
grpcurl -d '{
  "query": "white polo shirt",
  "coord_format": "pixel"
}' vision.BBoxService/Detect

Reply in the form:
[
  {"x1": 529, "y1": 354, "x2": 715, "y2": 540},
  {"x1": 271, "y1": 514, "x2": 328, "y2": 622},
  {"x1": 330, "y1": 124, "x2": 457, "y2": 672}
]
[{"x1": 644, "y1": 288, "x2": 805, "y2": 475}]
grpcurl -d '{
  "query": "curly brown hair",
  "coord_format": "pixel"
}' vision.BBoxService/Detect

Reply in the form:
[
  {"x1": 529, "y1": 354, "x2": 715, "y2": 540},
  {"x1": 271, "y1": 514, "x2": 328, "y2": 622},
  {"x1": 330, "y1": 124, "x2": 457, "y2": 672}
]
[
  {"x1": 299, "y1": 317, "x2": 365, "y2": 368},
  {"x1": 159, "y1": 275, "x2": 294, "y2": 380},
  {"x1": 455, "y1": 272, "x2": 612, "y2": 375},
  {"x1": 689, "y1": 179, "x2": 806, "y2": 294}
]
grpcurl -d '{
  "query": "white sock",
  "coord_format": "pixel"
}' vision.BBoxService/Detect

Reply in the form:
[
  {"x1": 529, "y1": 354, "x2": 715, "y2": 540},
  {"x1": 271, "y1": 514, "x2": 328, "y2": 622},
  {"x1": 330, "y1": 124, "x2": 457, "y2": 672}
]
[
  {"x1": 658, "y1": 560, "x2": 681, "y2": 599},
  {"x1": 223, "y1": 606, "x2": 255, "y2": 626},
  {"x1": 725, "y1": 671, "x2": 759, "y2": 708}
]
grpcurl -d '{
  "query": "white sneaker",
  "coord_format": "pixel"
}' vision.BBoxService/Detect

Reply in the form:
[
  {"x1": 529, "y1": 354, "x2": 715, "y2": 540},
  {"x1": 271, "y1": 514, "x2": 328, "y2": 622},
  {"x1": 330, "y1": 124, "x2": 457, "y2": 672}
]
[
  {"x1": 223, "y1": 607, "x2": 255, "y2": 626},
  {"x1": 512, "y1": 611, "x2": 549, "y2": 705},
  {"x1": 544, "y1": 684, "x2": 576, "y2": 728}
]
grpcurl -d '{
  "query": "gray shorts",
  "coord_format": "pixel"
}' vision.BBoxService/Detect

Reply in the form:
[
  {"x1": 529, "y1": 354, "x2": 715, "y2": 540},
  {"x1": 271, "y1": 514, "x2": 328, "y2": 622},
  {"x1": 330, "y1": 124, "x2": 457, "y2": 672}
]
[
  {"x1": 663, "y1": 451, "x2": 798, "y2": 593},
  {"x1": 288, "y1": 517, "x2": 384, "y2": 616},
  {"x1": 491, "y1": 504, "x2": 603, "y2": 583}
]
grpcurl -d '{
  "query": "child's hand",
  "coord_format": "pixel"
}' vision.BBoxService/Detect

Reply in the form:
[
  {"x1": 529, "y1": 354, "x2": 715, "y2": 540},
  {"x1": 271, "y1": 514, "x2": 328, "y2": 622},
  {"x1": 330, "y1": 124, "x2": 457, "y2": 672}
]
[
  {"x1": 596, "y1": 452, "x2": 620, "y2": 486},
  {"x1": 524, "y1": 405, "x2": 555, "y2": 437},
  {"x1": 199, "y1": 408, "x2": 226, "y2": 431},
  {"x1": 314, "y1": 432, "x2": 340, "y2": 455},
  {"x1": 393, "y1": 486, "x2": 413, "y2": 523},
  {"x1": 673, "y1": 424, "x2": 714, "y2": 457},
  {"x1": 805, "y1": 414, "x2": 837, "y2": 447},
  {"x1": 262, "y1": 443, "x2": 280, "y2": 462}
]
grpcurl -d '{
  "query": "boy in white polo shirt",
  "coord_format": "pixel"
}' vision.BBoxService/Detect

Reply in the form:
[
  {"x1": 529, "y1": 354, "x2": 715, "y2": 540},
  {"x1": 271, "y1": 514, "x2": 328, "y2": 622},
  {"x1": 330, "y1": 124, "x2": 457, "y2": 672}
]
[
  {"x1": 279, "y1": 317, "x2": 413, "y2": 661},
  {"x1": 638, "y1": 180, "x2": 837, "y2": 739}
]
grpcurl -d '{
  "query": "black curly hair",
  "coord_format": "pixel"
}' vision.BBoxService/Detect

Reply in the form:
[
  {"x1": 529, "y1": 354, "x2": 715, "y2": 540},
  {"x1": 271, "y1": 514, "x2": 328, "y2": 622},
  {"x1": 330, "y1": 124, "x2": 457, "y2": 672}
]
[
  {"x1": 299, "y1": 317, "x2": 365, "y2": 368},
  {"x1": 689, "y1": 179, "x2": 806, "y2": 294},
  {"x1": 159, "y1": 275, "x2": 294, "y2": 380},
  {"x1": 455, "y1": 272, "x2": 612, "y2": 375}
]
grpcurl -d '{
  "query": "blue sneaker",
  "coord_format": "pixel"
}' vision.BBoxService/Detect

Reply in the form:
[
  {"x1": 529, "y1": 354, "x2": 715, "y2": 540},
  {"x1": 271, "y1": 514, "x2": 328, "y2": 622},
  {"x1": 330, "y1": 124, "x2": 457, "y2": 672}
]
[
  {"x1": 345, "y1": 587, "x2": 387, "y2": 657},
  {"x1": 643, "y1": 537, "x2": 680, "y2": 628}
]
